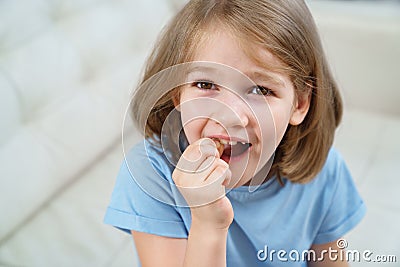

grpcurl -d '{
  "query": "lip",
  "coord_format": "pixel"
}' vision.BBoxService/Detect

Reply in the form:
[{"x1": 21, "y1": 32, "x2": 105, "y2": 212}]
[
  {"x1": 207, "y1": 135, "x2": 252, "y2": 164},
  {"x1": 221, "y1": 145, "x2": 252, "y2": 164},
  {"x1": 207, "y1": 134, "x2": 250, "y2": 144}
]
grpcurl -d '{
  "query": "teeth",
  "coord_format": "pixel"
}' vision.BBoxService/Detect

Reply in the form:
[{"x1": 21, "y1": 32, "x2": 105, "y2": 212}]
[
  {"x1": 217, "y1": 139, "x2": 238, "y2": 146},
  {"x1": 219, "y1": 139, "x2": 228, "y2": 145}
]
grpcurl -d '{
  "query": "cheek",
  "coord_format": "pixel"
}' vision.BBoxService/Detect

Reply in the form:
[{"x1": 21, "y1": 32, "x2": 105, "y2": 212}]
[
  {"x1": 273, "y1": 103, "x2": 293, "y2": 142},
  {"x1": 179, "y1": 91, "x2": 217, "y2": 144},
  {"x1": 253, "y1": 101, "x2": 293, "y2": 150},
  {"x1": 181, "y1": 118, "x2": 207, "y2": 144},
  {"x1": 179, "y1": 91, "x2": 212, "y2": 123},
  {"x1": 179, "y1": 102, "x2": 209, "y2": 144}
]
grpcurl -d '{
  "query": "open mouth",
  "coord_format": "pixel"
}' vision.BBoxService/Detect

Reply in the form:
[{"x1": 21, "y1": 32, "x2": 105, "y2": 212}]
[{"x1": 212, "y1": 138, "x2": 252, "y2": 163}]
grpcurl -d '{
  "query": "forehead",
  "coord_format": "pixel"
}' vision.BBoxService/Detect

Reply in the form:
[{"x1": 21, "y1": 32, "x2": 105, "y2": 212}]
[{"x1": 190, "y1": 28, "x2": 288, "y2": 86}]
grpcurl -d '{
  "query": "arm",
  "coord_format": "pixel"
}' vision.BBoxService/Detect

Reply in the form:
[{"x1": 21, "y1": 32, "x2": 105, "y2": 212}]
[
  {"x1": 132, "y1": 138, "x2": 232, "y2": 267},
  {"x1": 183, "y1": 206, "x2": 230, "y2": 267},
  {"x1": 308, "y1": 239, "x2": 348, "y2": 267},
  {"x1": 131, "y1": 231, "x2": 186, "y2": 266},
  {"x1": 132, "y1": 221, "x2": 228, "y2": 267}
]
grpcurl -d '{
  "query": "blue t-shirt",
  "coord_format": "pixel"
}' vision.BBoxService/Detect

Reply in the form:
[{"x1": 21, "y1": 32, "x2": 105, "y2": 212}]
[{"x1": 104, "y1": 139, "x2": 366, "y2": 266}]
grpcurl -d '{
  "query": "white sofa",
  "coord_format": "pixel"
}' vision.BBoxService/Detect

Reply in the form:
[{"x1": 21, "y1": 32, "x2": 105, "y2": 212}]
[
  {"x1": 0, "y1": 0, "x2": 399, "y2": 266},
  {"x1": 0, "y1": 0, "x2": 175, "y2": 266},
  {"x1": 311, "y1": 1, "x2": 400, "y2": 265}
]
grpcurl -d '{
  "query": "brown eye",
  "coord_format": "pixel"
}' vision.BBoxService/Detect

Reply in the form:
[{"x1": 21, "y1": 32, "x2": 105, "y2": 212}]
[
  {"x1": 252, "y1": 85, "x2": 273, "y2": 96},
  {"x1": 195, "y1": 81, "x2": 215, "y2": 90}
]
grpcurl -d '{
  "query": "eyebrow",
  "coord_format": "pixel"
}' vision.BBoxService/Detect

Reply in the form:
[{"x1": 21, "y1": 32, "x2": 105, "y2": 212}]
[
  {"x1": 247, "y1": 71, "x2": 285, "y2": 87},
  {"x1": 187, "y1": 65, "x2": 216, "y2": 72},
  {"x1": 186, "y1": 65, "x2": 285, "y2": 87},
  {"x1": 185, "y1": 65, "x2": 222, "y2": 76}
]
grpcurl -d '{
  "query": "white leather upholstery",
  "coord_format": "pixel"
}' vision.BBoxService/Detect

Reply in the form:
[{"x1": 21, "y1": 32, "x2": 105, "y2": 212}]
[
  {"x1": 0, "y1": 0, "x2": 399, "y2": 266},
  {"x1": 0, "y1": 0, "x2": 173, "y2": 265}
]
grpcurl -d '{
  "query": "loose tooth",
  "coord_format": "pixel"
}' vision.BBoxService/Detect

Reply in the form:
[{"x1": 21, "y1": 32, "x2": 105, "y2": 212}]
[
  {"x1": 214, "y1": 140, "x2": 224, "y2": 157},
  {"x1": 220, "y1": 139, "x2": 228, "y2": 145},
  {"x1": 229, "y1": 141, "x2": 237, "y2": 145}
]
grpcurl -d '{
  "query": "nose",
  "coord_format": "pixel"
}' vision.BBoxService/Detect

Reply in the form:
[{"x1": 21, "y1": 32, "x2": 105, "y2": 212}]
[{"x1": 212, "y1": 90, "x2": 250, "y2": 128}]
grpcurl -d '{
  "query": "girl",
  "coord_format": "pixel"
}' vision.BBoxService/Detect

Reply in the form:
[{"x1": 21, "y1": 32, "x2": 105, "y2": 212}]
[{"x1": 104, "y1": 0, "x2": 366, "y2": 266}]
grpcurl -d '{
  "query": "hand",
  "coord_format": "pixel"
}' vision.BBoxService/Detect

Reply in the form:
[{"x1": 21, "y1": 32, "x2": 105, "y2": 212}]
[{"x1": 172, "y1": 138, "x2": 234, "y2": 230}]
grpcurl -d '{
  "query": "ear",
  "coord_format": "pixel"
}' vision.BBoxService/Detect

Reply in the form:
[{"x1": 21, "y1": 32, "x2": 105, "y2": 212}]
[{"x1": 289, "y1": 89, "x2": 311, "y2": 126}]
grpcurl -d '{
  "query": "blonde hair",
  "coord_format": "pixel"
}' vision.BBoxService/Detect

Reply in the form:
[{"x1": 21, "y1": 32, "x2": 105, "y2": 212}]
[{"x1": 131, "y1": 0, "x2": 343, "y2": 184}]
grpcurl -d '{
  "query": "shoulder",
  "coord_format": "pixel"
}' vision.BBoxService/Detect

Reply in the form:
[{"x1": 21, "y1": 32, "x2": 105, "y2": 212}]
[
  {"x1": 126, "y1": 139, "x2": 164, "y2": 163},
  {"x1": 115, "y1": 139, "x2": 175, "y2": 203},
  {"x1": 105, "y1": 138, "x2": 190, "y2": 237},
  {"x1": 309, "y1": 147, "x2": 350, "y2": 188},
  {"x1": 125, "y1": 139, "x2": 174, "y2": 178},
  {"x1": 310, "y1": 148, "x2": 366, "y2": 244},
  {"x1": 285, "y1": 147, "x2": 354, "y2": 206},
  {"x1": 321, "y1": 147, "x2": 346, "y2": 175}
]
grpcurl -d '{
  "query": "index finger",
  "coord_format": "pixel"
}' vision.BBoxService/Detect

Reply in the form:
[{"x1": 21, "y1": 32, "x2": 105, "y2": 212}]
[{"x1": 176, "y1": 138, "x2": 219, "y2": 173}]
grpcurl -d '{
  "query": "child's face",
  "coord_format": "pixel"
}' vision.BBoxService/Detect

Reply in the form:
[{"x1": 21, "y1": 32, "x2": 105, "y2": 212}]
[{"x1": 176, "y1": 29, "x2": 309, "y2": 188}]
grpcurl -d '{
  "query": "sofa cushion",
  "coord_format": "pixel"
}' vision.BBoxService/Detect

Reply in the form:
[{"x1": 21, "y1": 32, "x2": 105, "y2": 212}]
[
  {"x1": 308, "y1": 0, "x2": 400, "y2": 115},
  {"x1": 0, "y1": 0, "x2": 173, "y2": 243},
  {"x1": 0, "y1": 133, "x2": 141, "y2": 267},
  {"x1": 0, "y1": 73, "x2": 21, "y2": 145}
]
